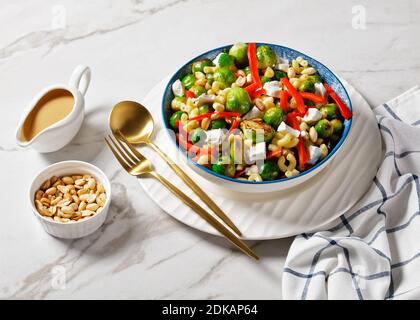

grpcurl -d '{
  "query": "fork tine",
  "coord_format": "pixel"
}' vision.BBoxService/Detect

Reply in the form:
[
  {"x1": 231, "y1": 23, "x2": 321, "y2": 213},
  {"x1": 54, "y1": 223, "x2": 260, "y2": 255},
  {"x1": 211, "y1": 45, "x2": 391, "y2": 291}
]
[
  {"x1": 114, "y1": 130, "x2": 145, "y2": 161},
  {"x1": 104, "y1": 137, "x2": 131, "y2": 171},
  {"x1": 107, "y1": 135, "x2": 136, "y2": 167},
  {"x1": 112, "y1": 132, "x2": 140, "y2": 164}
]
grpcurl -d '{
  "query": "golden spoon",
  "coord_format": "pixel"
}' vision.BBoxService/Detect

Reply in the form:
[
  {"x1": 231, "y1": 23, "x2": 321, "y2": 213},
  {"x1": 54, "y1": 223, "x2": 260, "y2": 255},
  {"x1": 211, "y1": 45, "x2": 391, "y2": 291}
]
[{"x1": 109, "y1": 101, "x2": 242, "y2": 236}]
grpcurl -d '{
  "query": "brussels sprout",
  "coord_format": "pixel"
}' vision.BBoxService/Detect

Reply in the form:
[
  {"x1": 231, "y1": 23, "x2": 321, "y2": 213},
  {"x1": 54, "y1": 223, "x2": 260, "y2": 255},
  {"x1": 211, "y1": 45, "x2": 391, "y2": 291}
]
[
  {"x1": 190, "y1": 128, "x2": 206, "y2": 145},
  {"x1": 308, "y1": 74, "x2": 322, "y2": 84},
  {"x1": 320, "y1": 103, "x2": 338, "y2": 119},
  {"x1": 256, "y1": 45, "x2": 277, "y2": 69},
  {"x1": 298, "y1": 80, "x2": 315, "y2": 93},
  {"x1": 217, "y1": 53, "x2": 235, "y2": 69},
  {"x1": 261, "y1": 76, "x2": 270, "y2": 84},
  {"x1": 274, "y1": 70, "x2": 287, "y2": 80},
  {"x1": 211, "y1": 118, "x2": 228, "y2": 129},
  {"x1": 226, "y1": 87, "x2": 252, "y2": 115},
  {"x1": 263, "y1": 107, "x2": 284, "y2": 128},
  {"x1": 181, "y1": 74, "x2": 196, "y2": 90},
  {"x1": 315, "y1": 119, "x2": 333, "y2": 138},
  {"x1": 240, "y1": 119, "x2": 275, "y2": 143},
  {"x1": 211, "y1": 162, "x2": 225, "y2": 175},
  {"x1": 192, "y1": 59, "x2": 213, "y2": 73},
  {"x1": 211, "y1": 157, "x2": 234, "y2": 177},
  {"x1": 198, "y1": 104, "x2": 212, "y2": 114},
  {"x1": 213, "y1": 67, "x2": 236, "y2": 88},
  {"x1": 225, "y1": 163, "x2": 236, "y2": 177},
  {"x1": 169, "y1": 111, "x2": 186, "y2": 129},
  {"x1": 190, "y1": 85, "x2": 206, "y2": 97},
  {"x1": 229, "y1": 43, "x2": 248, "y2": 68},
  {"x1": 260, "y1": 161, "x2": 280, "y2": 181},
  {"x1": 330, "y1": 119, "x2": 343, "y2": 133}
]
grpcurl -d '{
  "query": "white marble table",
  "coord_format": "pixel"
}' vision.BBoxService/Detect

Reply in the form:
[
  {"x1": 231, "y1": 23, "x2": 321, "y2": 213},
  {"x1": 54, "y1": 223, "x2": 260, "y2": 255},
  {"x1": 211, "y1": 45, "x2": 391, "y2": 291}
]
[{"x1": 1, "y1": 0, "x2": 419, "y2": 299}]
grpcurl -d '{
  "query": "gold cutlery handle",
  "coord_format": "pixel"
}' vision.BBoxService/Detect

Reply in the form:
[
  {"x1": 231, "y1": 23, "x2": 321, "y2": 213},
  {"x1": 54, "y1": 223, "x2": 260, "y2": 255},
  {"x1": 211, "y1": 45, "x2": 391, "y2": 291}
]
[
  {"x1": 148, "y1": 141, "x2": 242, "y2": 236},
  {"x1": 149, "y1": 171, "x2": 259, "y2": 260}
]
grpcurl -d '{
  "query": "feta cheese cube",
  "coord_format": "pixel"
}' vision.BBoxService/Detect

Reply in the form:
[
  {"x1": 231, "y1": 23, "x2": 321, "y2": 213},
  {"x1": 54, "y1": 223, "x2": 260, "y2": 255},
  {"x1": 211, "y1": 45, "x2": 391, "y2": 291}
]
[
  {"x1": 205, "y1": 129, "x2": 223, "y2": 145},
  {"x1": 278, "y1": 57, "x2": 289, "y2": 64},
  {"x1": 277, "y1": 121, "x2": 300, "y2": 138},
  {"x1": 303, "y1": 108, "x2": 323, "y2": 123},
  {"x1": 245, "y1": 165, "x2": 260, "y2": 176},
  {"x1": 249, "y1": 142, "x2": 266, "y2": 162},
  {"x1": 172, "y1": 79, "x2": 184, "y2": 97},
  {"x1": 276, "y1": 63, "x2": 289, "y2": 72},
  {"x1": 275, "y1": 58, "x2": 289, "y2": 72},
  {"x1": 263, "y1": 81, "x2": 282, "y2": 98},
  {"x1": 314, "y1": 82, "x2": 326, "y2": 98},
  {"x1": 192, "y1": 94, "x2": 215, "y2": 107},
  {"x1": 307, "y1": 145, "x2": 323, "y2": 165},
  {"x1": 243, "y1": 106, "x2": 264, "y2": 120}
]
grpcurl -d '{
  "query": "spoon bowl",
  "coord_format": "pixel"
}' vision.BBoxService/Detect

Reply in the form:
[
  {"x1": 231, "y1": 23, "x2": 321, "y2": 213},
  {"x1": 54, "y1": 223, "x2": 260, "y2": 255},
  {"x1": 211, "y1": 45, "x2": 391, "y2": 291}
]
[{"x1": 109, "y1": 101, "x2": 154, "y2": 144}]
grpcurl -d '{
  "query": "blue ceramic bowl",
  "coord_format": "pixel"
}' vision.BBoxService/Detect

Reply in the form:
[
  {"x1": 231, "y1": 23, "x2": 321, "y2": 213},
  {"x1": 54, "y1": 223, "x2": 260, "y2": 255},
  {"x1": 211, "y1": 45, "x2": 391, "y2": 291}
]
[{"x1": 161, "y1": 43, "x2": 352, "y2": 193}]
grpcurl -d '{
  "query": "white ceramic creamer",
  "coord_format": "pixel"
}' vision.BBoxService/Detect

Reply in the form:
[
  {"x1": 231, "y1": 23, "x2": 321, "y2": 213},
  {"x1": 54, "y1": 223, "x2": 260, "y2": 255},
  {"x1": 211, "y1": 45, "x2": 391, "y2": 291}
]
[{"x1": 15, "y1": 65, "x2": 91, "y2": 153}]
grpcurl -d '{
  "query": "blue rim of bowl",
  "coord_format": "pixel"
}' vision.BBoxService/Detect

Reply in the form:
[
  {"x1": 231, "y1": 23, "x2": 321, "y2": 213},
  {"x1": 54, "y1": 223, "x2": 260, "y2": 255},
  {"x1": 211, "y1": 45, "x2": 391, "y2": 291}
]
[{"x1": 161, "y1": 43, "x2": 353, "y2": 185}]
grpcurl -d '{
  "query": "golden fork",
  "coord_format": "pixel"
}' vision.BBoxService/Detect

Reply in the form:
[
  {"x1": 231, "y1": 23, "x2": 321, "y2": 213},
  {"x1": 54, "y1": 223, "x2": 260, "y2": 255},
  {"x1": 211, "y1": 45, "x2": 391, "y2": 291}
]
[{"x1": 104, "y1": 132, "x2": 259, "y2": 260}]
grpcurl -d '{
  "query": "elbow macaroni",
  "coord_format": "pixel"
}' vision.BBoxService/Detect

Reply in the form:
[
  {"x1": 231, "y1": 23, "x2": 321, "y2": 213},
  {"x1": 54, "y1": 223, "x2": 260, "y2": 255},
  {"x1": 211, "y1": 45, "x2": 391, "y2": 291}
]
[
  {"x1": 277, "y1": 153, "x2": 297, "y2": 172},
  {"x1": 285, "y1": 169, "x2": 300, "y2": 178},
  {"x1": 248, "y1": 173, "x2": 263, "y2": 182},
  {"x1": 273, "y1": 132, "x2": 299, "y2": 149}
]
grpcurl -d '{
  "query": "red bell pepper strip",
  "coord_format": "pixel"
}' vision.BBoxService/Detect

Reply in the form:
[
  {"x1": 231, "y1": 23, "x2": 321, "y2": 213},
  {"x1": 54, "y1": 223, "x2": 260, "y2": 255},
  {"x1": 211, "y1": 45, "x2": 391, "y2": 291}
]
[
  {"x1": 250, "y1": 87, "x2": 266, "y2": 100},
  {"x1": 186, "y1": 90, "x2": 195, "y2": 100},
  {"x1": 217, "y1": 111, "x2": 242, "y2": 118},
  {"x1": 279, "y1": 90, "x2": 289, "y2": 113},
  {"x1": 188, "y1": 112, "x2": 213, "y2": 121},
  {"x1": 281, "y1": 78, "x2": 306, "y2": 116},
  {"x1": 300, "y1": 92, "x2": 325, "y2": 104},
  {"x1": 189, "y1": 111, "x2": 241, "y2": 122},
  {"x1": 244, "y1": 82, "x2": 266, "y2": 100},
  {"x1": 176, "y1": 121, "x2": 189, "y2": 148},
  {"x1": 286, "y1": 112, "x2": 300, "y2": 130},
  {"x1": 176, "y1": 132, "x2": 212, "y2": 159},
  {"x1": 323, "y1": 83, "x2": 352, "y2": 119},
  {"x1": 191, "y1": 147, "x2": 213, "y2": 162},
  {"x1": 266, "y1": 147, "x2": 283, "y2": 160},
  {"x1": 296, "y1": 139, "x2": 309, "y2": 167},
  {"x1": 177, "y1": 134, "x2": 198, "y2": 154},
  {"x1": 225, "y1": 117, "x2": 241, "y2": 139},
  {"x1": 176, "y1": 132, "x2": 191, "y2": 150},
  {"x1": 244, "y1": 82, "x2": 260, "y2": 94},
  {"x1": 286, "y1": 113, "x2": 309, "y2": 167},
  {"x1": 245, "y1": 43, "x2": 266, "y2": 100},
  {"x1": 234, "y1": 168, "x2": 247, "y2": 178},
  {"x1": 177, "y1": 122, "x2": 210, "y2": 160},
  {"x1": 247, "y1": 43, "x2": 261, "y2": 86}
]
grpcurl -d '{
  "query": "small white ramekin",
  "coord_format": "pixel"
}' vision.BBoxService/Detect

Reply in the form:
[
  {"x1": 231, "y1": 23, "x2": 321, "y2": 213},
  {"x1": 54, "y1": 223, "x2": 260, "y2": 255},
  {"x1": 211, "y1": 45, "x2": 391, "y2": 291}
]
[{"x1": 29, "y1": 160, "x2": 112, "y2": 239}]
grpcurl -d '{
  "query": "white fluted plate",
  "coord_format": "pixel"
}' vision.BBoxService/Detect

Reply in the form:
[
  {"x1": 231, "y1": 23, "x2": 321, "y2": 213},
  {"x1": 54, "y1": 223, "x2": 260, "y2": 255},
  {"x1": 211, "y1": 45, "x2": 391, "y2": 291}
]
[{"x1": 137, "y1": 76, "x2": 381, "y2": 240}]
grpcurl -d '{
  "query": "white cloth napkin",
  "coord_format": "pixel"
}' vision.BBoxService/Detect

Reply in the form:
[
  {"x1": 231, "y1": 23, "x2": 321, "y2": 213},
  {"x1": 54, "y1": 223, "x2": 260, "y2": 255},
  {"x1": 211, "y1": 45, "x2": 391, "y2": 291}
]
[{"x1": 282, "y1": 86, "x2": 420, "y2": 300}]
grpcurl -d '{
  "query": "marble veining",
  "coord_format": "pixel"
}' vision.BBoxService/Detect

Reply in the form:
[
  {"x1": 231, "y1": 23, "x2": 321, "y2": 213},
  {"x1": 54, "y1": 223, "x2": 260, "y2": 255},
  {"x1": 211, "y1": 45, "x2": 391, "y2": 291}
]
[{"x1": 0, "y1": 0, "x2": 419, "y2": 299}]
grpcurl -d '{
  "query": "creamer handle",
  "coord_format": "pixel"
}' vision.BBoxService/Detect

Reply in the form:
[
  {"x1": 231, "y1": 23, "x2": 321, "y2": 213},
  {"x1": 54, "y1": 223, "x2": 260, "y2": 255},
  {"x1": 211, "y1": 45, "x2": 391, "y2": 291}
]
[{"x1": 69, "y1": 65, "x2": 91, "y2": 96}]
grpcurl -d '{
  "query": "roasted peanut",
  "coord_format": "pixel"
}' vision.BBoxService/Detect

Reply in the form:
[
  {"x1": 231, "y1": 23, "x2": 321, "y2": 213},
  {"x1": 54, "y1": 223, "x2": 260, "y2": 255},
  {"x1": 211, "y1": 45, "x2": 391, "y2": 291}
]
[{"x1": 34, "y1": 174, "x2": 106, "y2": 223}]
